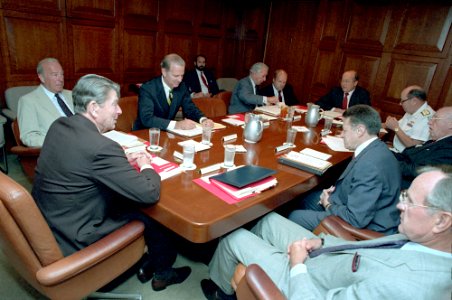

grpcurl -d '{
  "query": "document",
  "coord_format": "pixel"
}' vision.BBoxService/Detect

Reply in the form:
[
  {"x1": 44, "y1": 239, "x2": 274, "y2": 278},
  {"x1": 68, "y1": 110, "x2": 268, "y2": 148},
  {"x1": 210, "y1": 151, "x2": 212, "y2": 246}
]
[
  {"x1": 150, "y1": 156, "x2": 182, "y2": 180},
  {"x1": 103, "y1": 130, "x2": 138, "y2": 146},
  {"x1": 278, "y1": 150, "x2": 333, "y2": 175},
  {"x1": 322, "y1": 136, "x2": 353, "y2": 152},
  {"x1": 167, "y1": 122, "x2": 225, "y2": 137},
  {"x1": 254, "y1": 105, "x2": 280, "y2": 116},
  {"x1": 177, "y1": 139, "x2": 211, "y2": 152},
  {"x1": 221, "y1": 118, "x2": 245, "y2": 126}
]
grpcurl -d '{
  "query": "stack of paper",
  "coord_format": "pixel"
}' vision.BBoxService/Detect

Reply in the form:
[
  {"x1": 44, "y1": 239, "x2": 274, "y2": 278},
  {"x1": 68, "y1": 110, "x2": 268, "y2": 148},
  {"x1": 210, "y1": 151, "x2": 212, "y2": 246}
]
[
  {"x1": 103, "y1": 130, "x2": 146, "y2": 153},
  {"x1": 177, "y1": 139, "x2": 210, "y2": 152},
  {"x1": 254, "y1": 105, "x2": 280, "y2": 116},
  {"x1": 210, "y1": 177, "x2": 278, "y2": 199},
  {"x1": 150, "y1": 156, "x2": 182, "y2": 180},
  {"x1": 322, "y1": 136, "x2": 353, "y2": 152},
  {"x1": 278, "y1": 149, "x2": 333, "y2": 175},
  {"x1": 221, "y1": 118, "x2": 245, "y2": 126}
]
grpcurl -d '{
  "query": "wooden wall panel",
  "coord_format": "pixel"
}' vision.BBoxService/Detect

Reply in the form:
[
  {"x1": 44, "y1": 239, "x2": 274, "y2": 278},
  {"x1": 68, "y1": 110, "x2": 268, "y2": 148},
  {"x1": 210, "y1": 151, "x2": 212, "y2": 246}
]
[
  {"x1": 3, "y1": 11, "x2": 66, "y2": 82},
  {"x1": 341, "y1": 53, "x2": 381, "y2": 98},
  {"x1": 67, "y1": 0, "x2": 116, "y2": 20},
  {"x1": 162, "y1": 34, "x2": 193, "y2": 63},
  {"x1": 123, "y1": 30, "x2": 157, "y2": 74},
  {"x1": 122, "y1": 0, "x2": 158, "y2": 30},
  {"x1": 196, "y1": 37, "x2": 222, "y2": 70},
  {"x1": 1, "y1": 0, "x2": 64, "y2": 16}
]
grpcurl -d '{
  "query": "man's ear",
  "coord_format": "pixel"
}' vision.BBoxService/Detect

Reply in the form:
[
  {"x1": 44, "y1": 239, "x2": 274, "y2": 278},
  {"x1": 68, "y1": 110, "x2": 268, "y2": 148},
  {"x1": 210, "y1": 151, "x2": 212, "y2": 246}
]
[{"x1": 432, "y1": 212, "x2": 452, "y2": 234}]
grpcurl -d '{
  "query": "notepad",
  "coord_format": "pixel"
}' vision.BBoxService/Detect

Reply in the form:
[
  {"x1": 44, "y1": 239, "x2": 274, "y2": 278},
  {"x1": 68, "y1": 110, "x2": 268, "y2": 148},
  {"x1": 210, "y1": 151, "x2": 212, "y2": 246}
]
[{"x1": 278, "y1": 150, "x2": 332, "y2": 175}]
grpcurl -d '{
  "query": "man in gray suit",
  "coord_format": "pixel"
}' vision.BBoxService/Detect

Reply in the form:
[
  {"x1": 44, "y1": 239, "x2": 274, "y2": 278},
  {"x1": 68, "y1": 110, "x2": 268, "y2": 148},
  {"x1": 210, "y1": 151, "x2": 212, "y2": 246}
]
[
  {"x1": 228, "y1": 62, "x2": 279, "y2": 114},
  {"x1": 202, "y1": 167, "x2": 452, "y2": 300},
  {"x1": 17, "y1": 58, "x2": 73, "y2": 147},
  {"x1": 289, "y1": 105, "x2": 401, "y2": 234}
]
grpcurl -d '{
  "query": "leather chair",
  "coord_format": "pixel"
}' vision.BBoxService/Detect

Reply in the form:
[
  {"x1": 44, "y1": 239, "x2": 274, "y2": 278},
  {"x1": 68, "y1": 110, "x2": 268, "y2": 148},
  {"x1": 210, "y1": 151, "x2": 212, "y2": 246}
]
[
  {"x1": 0, "y1": 171, "x2": 146, "y2": 300},
  {"x1": 2, "y1": 86, "x2": 38, "y2": 121},
  {"x1": 216, "y1": 78, "x2": 238, "y2": 92},
  {"x1": 233, "y1": 215, "x2": 383, "y2": 299},
  {"x1": 192, "y1": 96, "x2": 227, "y2": 118},
  {"x1": 214, "y1": 91, "x2": 232, "y2": 110},
  {"x1": 116, "y1": 95, "x2": 138, "y2": 132},
  {"x1": 10, "y1": 120, "x2": 40, "y2": 180},
  {"x1": 0, "y1": 115, "x2": 7, "y2": 173}
]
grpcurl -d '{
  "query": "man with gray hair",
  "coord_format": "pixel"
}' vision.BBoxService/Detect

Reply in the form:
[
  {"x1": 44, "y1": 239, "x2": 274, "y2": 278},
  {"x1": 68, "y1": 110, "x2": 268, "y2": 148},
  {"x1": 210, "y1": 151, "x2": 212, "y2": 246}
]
[
  {"x1": 135, "y1": 53, "x2": 213, "y2": 130},
  {"x1": 17, "y1": 57, "x2": 73, "y2": 147},
  {"x1": 228, "y1": 62, "x2": 279, "y2": 114},
  {"x1": 33, "y1": 74, "x2": 191, "y2": 291},
  {"x1": 201, "y1": 166, "x2": 451, "y2": 300},
  {"x1": 384, "y1": 85, "x2": 435, "y2": 152}
]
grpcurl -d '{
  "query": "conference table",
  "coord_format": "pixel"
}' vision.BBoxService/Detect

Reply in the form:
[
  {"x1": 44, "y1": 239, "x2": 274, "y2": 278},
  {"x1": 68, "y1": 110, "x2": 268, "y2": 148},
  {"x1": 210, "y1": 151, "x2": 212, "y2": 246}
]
[{"x1": 132, "y1": 114, "x2": 352, "y2": 243}]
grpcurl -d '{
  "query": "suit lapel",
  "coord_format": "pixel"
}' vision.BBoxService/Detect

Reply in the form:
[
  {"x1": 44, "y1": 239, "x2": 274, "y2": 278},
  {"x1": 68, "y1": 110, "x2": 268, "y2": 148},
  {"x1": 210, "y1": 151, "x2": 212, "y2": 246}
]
[
  {"x1": 337, "y1": 139, "x2": 378, "y2": 181},
  {"x1": 37, "y1": 86, "x2": 61, "y2": 117}
]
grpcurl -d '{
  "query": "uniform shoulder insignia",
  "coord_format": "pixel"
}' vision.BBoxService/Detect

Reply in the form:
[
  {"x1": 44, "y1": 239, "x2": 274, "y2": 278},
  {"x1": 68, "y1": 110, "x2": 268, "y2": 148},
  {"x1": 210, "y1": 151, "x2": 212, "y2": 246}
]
[{"x1": 421, "y1": 109, "x2": 431, "y2": 116}]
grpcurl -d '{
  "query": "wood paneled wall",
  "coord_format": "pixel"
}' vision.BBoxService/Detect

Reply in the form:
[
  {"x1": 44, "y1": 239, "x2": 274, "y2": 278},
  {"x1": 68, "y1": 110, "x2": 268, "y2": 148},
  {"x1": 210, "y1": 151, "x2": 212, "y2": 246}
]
[{"x1": 1, "y1": 0, "x2": 450, "y2": 120}]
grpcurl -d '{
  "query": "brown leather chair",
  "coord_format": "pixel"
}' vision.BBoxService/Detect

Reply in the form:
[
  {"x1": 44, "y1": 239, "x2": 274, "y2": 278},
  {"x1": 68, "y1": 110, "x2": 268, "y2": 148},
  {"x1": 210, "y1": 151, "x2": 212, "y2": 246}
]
[
  {"x1": 116, "y1": 95, "x2": 138, "y2": 132},
  {"x1": 10, "y1": 120, "x2": 40, "y2": 180},
  {"x1": 0, "y1": 171, "x2": 146, "y2": 300},
  {"x1": 233, "y1": 215, "x2": 383, "y2": 299},
  {"x1": 193, "y1": 96, "x2": 227, "y2": 118},
  {"x1": 214, "y1": 91, "x2": 232, "y2": 110}
]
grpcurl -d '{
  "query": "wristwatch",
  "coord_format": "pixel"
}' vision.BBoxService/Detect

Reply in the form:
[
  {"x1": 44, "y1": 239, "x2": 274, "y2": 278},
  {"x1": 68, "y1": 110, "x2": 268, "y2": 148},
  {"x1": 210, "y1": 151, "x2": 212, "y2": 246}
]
[{"x1": 394, "y1": 127, "x2": 400, "y2": 133}]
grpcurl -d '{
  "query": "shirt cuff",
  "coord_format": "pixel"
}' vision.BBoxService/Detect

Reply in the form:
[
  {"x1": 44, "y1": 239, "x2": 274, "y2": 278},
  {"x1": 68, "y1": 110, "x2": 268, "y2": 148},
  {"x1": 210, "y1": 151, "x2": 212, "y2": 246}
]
[
  {"x1": 167, "y1": 120, "x2": 176, "y2": 130},
  {"x1": 290, "y1": 263, "x2": 307, "y2": 278},
  {"x1": 140, "y1": 164, "x2": 153, "y2": 172},
  {"x1": 262, "y1": 96, "x2": 268, "y2": 105},
  {"x1": 199, "y1": 117, "x2": 207, "y2": 124}
]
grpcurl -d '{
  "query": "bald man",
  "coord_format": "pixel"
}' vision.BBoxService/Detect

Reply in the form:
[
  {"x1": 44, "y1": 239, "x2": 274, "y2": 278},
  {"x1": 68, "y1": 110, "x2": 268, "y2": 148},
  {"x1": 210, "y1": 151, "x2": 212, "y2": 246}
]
[{"x1": 259, "y1": 69, "x2": 299, "y2": 106}]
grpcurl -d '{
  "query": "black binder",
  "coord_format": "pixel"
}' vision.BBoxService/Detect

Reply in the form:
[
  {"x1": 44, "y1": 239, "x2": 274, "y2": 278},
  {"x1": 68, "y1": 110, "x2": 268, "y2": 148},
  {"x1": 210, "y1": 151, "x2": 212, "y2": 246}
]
[{"x1": 210, "y1": 165, "x2": 276, "y2": 188}]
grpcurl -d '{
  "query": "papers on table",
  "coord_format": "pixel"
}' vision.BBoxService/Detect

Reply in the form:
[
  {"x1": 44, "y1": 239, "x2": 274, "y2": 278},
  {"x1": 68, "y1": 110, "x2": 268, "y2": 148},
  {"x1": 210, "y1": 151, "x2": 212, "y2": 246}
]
[
  {"x1": 292, "y1": 126, "x2": 310, "y2": 132},
  {"x1": 103, "y1": 130, "x2": 146, "y2": 153},
  {"x1": 150, "y1": 156, "x2": 182, "y2": 180},
  {"x1": 167, "y1": 122, "x2": 226, "y2": 137},
  {"x1": 254, "y1": 105, "x2": 281, "y2": 116},
  {"x1": 221, "y1": 118, "x2": 245, "y2": 126},
  {"x1": 321, "y1": 110, "x2": 342, "y2": 119},
  {"x1": 177, "y1": 139, "x2": 211, "y2": 152},
  {"x1": 300, "y1": 148, "x2": 332, "y2": 160},
  {"x1": 322, "y1": 136, "x2": 353, "y2": 152},
  {"x1": 278, "y1": 149, "x2": 333, "y2": 175},
  {"x1": 258, "y1": 114, "x2": 278, "y2": 121}
]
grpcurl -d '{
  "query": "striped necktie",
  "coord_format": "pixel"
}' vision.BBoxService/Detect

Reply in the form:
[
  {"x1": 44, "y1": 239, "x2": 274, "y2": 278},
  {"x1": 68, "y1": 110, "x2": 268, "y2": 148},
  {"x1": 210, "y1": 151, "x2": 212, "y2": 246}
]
[
  {"x1": 167, "y1": 89, "x2": 173, "y2": 105},
  {"x1": 55, "y1": 93, "x2": 73, "y2": 116}
]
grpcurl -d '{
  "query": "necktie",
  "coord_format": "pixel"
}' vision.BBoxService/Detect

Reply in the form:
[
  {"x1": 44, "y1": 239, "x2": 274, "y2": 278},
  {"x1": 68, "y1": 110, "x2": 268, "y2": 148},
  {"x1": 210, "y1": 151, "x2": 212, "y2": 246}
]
[
  {"x1": 55, "y1": 93, "x2": 73, "y2": 116},
  {"x1": 309, "y1": 239, "x2": 408, "y2": 258},
  {"x1": 200, "y1": 71, "x2": 210, "y2": 92},
  {"x1": 278, "y1": 90, "x2": 283, "y2": 102},
  {"x1": 167, "y1": 89, "x2": 173, "y2": 105},
  {"x1": 342, "y1": 92, "x2": 349, "y2": 109}
]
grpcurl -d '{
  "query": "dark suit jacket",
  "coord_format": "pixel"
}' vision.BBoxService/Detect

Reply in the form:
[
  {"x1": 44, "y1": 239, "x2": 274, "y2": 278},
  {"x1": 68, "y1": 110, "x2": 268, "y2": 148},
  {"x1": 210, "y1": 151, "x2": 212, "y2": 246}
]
[
  {"x1": 32, "y1": 114, "x2": 161, "y2": 256},
  {"x1": 259, "y1": 83, "x2": 299, "y2": 106},
  {"x1": 134, "y1": 76, "x2": 205, "y2": 130},
  {"x1": 316, "y1": 86, "x2": 371, "y2": 110},
  {"x1": 228, "y1": 76, "x2": 265, "y2": 114},
  {"x1": 394, "y1": 135, "x2": 452, "y2": 188},
  {"x1": 183, "y1": 69, "x2": 219, "y2": 95}
]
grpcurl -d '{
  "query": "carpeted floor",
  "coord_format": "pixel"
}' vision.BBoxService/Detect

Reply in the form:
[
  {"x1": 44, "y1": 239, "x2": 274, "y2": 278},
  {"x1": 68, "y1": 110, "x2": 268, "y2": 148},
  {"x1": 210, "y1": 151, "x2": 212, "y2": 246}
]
[{"x1": 0, "y1": 154, "x2": 211, "y2": 300}]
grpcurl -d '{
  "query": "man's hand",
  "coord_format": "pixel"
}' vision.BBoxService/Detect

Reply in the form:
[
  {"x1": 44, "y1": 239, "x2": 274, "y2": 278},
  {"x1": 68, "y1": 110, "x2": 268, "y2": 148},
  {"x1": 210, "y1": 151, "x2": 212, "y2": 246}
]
[
  {"x1": 319, "y1": 185, "x2": 335, "y2": 208},
  {"x1": 288, "y1": 238, "x2": 323, "y2": 268},
  {"x1": 385, "y1": 116, "x2": 399, "y2": 131},
  {"x1": 126, "y1": 151, "x2": 153, "y2": 169},
  {"x1": 175, "y1": 119, "x2": 197, "y2": 130},
  {"x1": 266, "y1": 96, "x2": 279, "y2": 105}
]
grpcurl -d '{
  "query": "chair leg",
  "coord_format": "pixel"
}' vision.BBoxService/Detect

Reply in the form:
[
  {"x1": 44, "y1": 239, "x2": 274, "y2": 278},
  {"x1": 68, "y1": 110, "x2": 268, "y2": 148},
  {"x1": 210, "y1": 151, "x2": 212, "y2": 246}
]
[
  {"x1": 86, "y1": 292, "x2": 142, "y2": 300},
  {"x1": 0, "y1": 146, "x2": 7, "y2": 174}
]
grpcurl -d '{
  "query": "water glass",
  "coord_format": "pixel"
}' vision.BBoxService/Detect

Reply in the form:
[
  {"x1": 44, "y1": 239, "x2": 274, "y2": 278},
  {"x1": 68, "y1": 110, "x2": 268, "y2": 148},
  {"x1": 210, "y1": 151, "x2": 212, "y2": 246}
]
[
  {"x1": 321, "y1": 117, "x2": 333, "y2": 136},
  {"x1": 201, "y1": 124, "x2": 212, "y2": 145},
  {"x1": 149, "y1": 128, "x2": 160, "y2": 150},
  {"x1": 287, "y1": 106, "x2": 295, "y2": 121},
  {"x1": 182, "y1": 144, "x2": 195, "y2": 168},
  {"x1": 223, "y1": 145, "x2": 236, "y2": 167},
  {"x1": 285, "y1": 128, "x2": 297, "y2": 147}
]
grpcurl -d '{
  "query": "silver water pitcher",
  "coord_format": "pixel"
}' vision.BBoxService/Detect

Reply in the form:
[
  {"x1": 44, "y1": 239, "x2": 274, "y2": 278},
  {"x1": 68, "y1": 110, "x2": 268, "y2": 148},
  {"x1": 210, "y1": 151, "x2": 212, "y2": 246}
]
[
  {"x1": 244, "y1": 113, "x2": 263, "y2": 143},
  {"x1": 305, "y1": 102, "x2": 321, "y2": 127}
]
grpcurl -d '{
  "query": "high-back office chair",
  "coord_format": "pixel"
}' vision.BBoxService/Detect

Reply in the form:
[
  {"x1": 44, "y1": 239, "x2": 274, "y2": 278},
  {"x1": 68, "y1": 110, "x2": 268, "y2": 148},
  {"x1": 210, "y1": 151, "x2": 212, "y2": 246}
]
[
  {"x1": 216, "y1": 78, "x2": 238, "y2": 92},
  {"x1": 116, "y1": 96, "x2": 138, "y2": 132},
  {"x1": 10, "y1": 120, "x2": 40, "y2": 180},
  {"x1": 0, "y1": 171, "x2": 146, "y2": 300},
  {"x1": 214, "y1": 91, "x2": 232, "y2": 110},
  {"x1": 0, "y1": 115, "x2": 8, "y2": 173},
  {"x1": 233, "y1": 215, "x2": 383, "y2": 299},
  {"x1": 2, "y1": 86, "x2": 38, "y2": 121},
  {"x1": 192, "y1": 96, "x2": 227, "y2": 118}
]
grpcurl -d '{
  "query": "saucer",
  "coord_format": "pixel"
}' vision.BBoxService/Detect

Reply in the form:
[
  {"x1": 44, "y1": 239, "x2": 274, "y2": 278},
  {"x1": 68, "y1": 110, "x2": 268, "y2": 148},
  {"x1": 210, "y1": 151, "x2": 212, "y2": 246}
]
[
  {"x1": 147, "y1": 146, "x2": 163, "y2": 152},
  {"x1": 180, "y1": 163, "x2": 196, "y2": 170},
  {"x1": 221, "y1": 163, "x2": 236, "y2": 169}
]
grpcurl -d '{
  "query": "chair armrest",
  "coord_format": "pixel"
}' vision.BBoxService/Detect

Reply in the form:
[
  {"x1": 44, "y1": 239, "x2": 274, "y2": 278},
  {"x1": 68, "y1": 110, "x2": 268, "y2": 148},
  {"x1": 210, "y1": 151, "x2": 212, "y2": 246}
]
[
  {"x1": 36, "y1": 220, "x2": 145, "y2": 286},
  {"x1": 330, "y1": 216, "x2": 384, "y2": 240},
  {"x1": 237, "y1": 264, "x2": 286, "y2": 300},
  {"x1": 10, "y1": 145, "x2": 41, "y2": 157},
  {"x1": 313, "y1": 215, "x2": 383, "y2": 241}
]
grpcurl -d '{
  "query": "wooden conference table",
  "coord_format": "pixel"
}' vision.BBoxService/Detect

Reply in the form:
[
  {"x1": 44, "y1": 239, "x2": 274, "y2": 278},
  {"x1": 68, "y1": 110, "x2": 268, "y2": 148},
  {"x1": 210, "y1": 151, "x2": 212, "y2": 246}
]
[{"x1": 132, "y1": 115, "x2": 352, "y2": 243}]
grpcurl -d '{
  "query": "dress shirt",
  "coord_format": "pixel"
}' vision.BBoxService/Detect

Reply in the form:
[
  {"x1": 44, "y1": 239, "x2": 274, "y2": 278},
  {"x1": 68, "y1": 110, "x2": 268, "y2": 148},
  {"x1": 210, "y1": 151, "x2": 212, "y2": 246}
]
[
  {"x1": 354, "y1": 136, "x2": 378, "y2": 157},
  {"x1": 273, "y1": 85, "x2": 285, "y2": 104},
  {"x1": 41, "y1": 85, "x2": 73, "y2": 116},
  {"x1": 197, "y1": 69, "x2": 209, "y2": 94},
  {"x1": 342, "y1": 89, "x2": 355, "y2": 109}
]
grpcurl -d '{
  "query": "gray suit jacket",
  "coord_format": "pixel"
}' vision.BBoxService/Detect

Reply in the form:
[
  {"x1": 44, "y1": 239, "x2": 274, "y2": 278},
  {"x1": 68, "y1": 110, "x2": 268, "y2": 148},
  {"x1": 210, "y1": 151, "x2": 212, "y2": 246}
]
[
  {"x1": 17, "y1": 85, "x2": 73, "y2": 147},
  {"x1": 228, "y1": 76, "x2": 264, "y2": 114},
  {"x1": 32, "y1": 114, "x2": 161, "y2": 256}
]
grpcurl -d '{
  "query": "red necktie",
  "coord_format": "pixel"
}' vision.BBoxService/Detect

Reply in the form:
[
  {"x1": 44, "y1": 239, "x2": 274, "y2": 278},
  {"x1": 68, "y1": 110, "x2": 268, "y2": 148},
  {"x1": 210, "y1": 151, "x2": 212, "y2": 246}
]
[
  {"x1": 278, "y1": 90, "x2": 283, "y2": 102},
  {"x1": 342, "y1": 92, "x2": 349, "y2": 109},
  {"x1": 200, "y1": 71, "x2": 210, "y2": 93}
]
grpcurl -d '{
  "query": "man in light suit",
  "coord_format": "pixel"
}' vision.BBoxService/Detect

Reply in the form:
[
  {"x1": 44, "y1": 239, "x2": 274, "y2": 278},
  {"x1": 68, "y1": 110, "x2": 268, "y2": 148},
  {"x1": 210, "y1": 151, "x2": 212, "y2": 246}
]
[
  {"x1": 316, "y1": 70, "x2": 371, "y2": 112},
  {"x1": 228, "y1": 62, "x2": 279, "y2": 114},
  {"x1": 17, "y1": 58, "x2": 73, "y2": 147},
  {"x1": 134, "y1": 53, "x2": 213, "y2": 130},
  {"x1": 259, "y1": 69, "x2": 298, "y2": 106},
  {"x1": 33, "y1": 74, "x2": 191, "y2": 291},
  {"x1": 183, "y1": 54, "x2": 220, "y2": 98},
  {"x1": 394, "y1": 106, "x2": 452, "y2": 188},
  {"x1": 202, "y1": 167, "x2": 452, "y2": 300},
  {"x1": 289, "y1": 105, "x2": 401, "y2": 234}
]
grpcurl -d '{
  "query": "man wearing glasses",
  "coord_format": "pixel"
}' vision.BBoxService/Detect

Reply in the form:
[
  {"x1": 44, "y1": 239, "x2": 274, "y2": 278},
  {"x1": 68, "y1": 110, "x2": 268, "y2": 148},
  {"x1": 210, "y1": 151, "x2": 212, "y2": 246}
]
[
  {"x1": 201, "y1": 167, "x2": 451, "y2": 300},
  {"x1": 394, "y1": 106, "x2": 452, "y2": 188},
  {"x1": 384, "y1": 85, "x2": 435, "y2": 152}
]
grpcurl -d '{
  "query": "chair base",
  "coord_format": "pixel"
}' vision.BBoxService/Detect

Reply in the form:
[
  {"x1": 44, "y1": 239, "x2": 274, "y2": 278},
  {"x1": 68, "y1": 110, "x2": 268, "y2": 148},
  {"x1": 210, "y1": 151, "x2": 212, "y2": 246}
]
[{"x1": 86, "y1": 291, "x2": 142, "y2": 300}]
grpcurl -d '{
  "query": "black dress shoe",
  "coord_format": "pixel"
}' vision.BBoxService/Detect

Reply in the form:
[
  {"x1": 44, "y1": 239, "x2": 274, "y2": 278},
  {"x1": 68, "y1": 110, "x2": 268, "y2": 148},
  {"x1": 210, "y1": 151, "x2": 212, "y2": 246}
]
[
  {"x1": 151, "y1": 266, "x2": 191, "y2": 291},
  {"x1": 201, "y1": 279, "x2": 237, "y2": 300},
  {"x1": 137, "y1": 260, "x2": 154, "y2": 283}
]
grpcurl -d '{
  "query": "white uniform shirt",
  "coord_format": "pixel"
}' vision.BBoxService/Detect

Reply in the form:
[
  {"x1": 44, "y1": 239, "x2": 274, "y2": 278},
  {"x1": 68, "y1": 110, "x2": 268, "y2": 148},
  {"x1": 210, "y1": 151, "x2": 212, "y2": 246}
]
[{"x1": 393, "y1": 102, "x2": 435, "y2": 152}]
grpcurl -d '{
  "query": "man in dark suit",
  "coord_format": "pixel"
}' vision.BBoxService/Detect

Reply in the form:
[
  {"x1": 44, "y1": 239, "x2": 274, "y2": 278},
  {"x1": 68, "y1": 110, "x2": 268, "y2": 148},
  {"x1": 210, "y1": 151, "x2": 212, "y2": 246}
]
[
  {"x1": 32, "y1": 74, "x2": 191, "y2": 291},
  {"x1": 394, "y1": 106, "x2": 452, "y2": 188},
  {"x1": 289, "y1": 105, "x2": 401, "y2": 234},
  {"x1": 316, "y1": 70, "x2": 371, "y2": 112},
  {"x1": 134, "y1": 53, "x2": 214, "y2": 130},
  {"x1": 259, "y1": 69, "x2": 298, "y2": 106},
  {"x1": 183, "y1": 54, "x2": 220, "y2": 98},
  {"x1": 228, "y1": 62, "x2": 279, "y2": 114}
]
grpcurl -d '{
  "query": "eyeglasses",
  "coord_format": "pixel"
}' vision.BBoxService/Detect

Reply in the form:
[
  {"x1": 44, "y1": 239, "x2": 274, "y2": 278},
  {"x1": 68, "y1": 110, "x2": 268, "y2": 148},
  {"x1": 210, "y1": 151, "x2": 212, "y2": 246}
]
[
  {"x1": 399, "y1": 97, "x2": 413, "y2": 105},
  {"x1": 399, "y1": 190, "x2": 440, "y2": 210},
  {"x1": 430, "y1": 116, "x2": 450, "y2": 121}
]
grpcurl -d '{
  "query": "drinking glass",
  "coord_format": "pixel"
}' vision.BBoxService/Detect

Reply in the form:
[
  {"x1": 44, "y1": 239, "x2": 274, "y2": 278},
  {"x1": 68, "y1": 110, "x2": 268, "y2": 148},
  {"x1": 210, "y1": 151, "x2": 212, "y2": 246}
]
[
  {"x1": 284, "y1": 128, "x2": 297, "y2": 147},
  {"x1": 149, "y1": 128, "x2": 160, "y2": 150},
  {"x1": 321, "y1": 117, "x2": 333, "y2": 136},
  {"x1": 223, "y1": 145, "x2": 236, "y2": 167},
  {"x1": 182, "y1": 144, "x2": 195, "y2": 168},
  {"x1": 201, "y1": 124, "x2": 212, "y2": 145}
]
